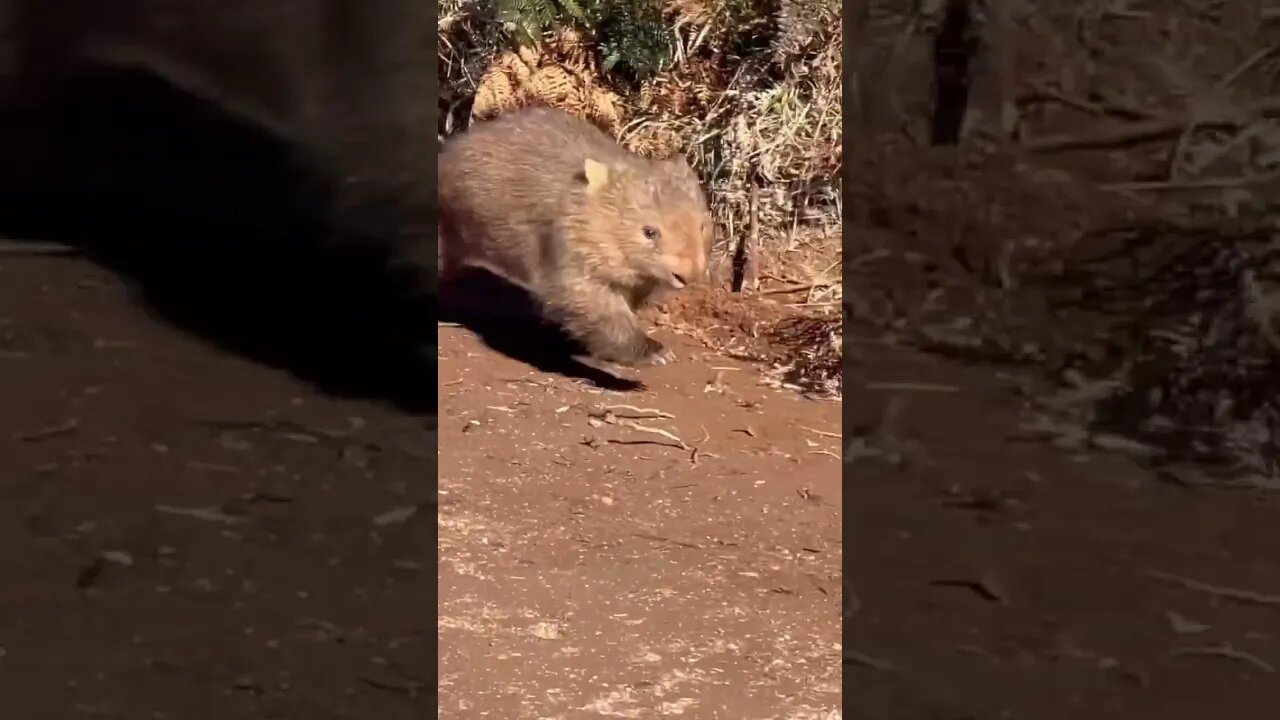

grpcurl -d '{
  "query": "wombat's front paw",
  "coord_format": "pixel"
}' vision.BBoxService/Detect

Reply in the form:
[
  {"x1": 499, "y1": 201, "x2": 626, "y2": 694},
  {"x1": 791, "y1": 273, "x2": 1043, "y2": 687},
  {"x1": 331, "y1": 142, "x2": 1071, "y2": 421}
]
[
  {"x1": 582, "y1": 320, "x2": 671, "y2": 366},
  {"x1": 638, "y1": 336, "x2": 674, "y2": 365}
]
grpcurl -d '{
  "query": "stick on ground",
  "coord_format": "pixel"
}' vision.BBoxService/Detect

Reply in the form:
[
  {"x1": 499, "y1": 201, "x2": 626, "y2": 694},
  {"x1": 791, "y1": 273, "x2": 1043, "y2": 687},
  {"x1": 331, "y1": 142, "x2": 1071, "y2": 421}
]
[{"x1": 1146, "y1": 569, "x2": 1280, "y2": 607}]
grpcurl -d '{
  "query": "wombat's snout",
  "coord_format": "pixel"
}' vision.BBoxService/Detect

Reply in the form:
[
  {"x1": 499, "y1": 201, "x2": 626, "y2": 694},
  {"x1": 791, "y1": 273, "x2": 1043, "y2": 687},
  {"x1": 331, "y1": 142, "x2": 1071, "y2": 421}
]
[
  {"x1": 664, "y1": 253, "x2": 705, "y2": 290},
  {"x1": 689, "y1": 249, "x2": 712, "y2": 285}
]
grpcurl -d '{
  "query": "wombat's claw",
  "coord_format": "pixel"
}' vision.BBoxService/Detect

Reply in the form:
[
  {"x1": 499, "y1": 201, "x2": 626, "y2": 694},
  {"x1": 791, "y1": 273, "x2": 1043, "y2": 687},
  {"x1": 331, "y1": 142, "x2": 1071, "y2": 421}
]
[{"x1": 642, "y1": 342, "x2": 675, "y2": 366}]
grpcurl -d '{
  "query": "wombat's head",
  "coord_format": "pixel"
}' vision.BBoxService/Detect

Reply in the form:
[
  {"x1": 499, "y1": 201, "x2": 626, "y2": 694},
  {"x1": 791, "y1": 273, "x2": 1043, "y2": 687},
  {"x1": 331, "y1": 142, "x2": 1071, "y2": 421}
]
[{"x1": 576, "y1": 155, "x2": 712, "y2": 292}]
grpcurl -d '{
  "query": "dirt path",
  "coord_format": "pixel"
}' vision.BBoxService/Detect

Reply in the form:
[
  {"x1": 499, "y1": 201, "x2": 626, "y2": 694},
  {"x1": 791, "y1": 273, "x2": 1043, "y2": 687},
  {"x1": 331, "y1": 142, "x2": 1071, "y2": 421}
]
[
  {"x1": 0, "y1": 252, "x2": 842, "y2": 718},
  {"x1": 848, "y1": 343, "x2": 1280, "y2": 719},
  {"x1": 437, "y1": 321, "x2": 842, "y2": 719},
  {"x1": 12, "y1": 244, "x2": 1280, "y2": 719},
  {"x1": 0, "y1": 254, "x2": 434, "y2": 719}
]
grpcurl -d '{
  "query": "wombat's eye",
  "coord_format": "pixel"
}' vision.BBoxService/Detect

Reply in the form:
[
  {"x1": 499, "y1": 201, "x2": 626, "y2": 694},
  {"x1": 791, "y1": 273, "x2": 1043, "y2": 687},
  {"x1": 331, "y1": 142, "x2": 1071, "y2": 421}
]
[{"x1": 643, "y1": 226, "x2": 660, "y2": 243}]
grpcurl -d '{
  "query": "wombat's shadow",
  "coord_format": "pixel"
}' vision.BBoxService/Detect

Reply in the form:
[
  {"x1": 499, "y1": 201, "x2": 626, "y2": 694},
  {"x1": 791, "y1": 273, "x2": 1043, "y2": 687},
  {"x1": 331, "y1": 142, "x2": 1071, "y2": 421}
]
[
  {"x1": 0, "y1": 68, "x2": 440, "y2": 414},
  {"x1": 439, "y1": 268, "x2": 644, "y2": 392}
]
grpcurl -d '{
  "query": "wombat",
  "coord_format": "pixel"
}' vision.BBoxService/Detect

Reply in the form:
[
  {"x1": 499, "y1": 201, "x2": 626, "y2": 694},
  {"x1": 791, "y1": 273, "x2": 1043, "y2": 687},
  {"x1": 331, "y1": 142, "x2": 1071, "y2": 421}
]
[
  {"x1": 0, "y1": 0, "x2": 438, "y2": 293},
  {"x1": 438, "y1": 106, "x2": 712, "y2": 365}
]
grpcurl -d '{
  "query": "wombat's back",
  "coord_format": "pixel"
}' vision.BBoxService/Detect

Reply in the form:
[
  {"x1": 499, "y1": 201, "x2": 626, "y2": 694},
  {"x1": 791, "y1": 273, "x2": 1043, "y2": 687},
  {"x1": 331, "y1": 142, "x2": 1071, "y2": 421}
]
[
  {"x1": 441, "y1": 106, "x2": 636, "y2": 182},
  {"x1": 437, "y1": 106, "x2": 642, "y2": 288}
]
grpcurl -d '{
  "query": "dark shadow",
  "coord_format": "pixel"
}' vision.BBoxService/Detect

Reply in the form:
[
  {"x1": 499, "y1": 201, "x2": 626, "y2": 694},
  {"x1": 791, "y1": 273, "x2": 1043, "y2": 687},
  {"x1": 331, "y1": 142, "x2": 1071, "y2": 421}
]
[
  {"x1": 930, "y1": 0, "x2": 977, "y2": 146},
  {"x1": 0, "y1": 67, "x2": 438, "y2": 415},
  {"x1": 439, "y1": 266, "x2": 643, "y2": 392}
]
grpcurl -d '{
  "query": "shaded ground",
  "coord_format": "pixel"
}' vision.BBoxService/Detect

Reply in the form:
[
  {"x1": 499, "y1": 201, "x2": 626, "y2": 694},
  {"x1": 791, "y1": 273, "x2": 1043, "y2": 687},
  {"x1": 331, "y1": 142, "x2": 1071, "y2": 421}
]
[
  {"x1": 848, "y1": 2, "x2": 1280, "y2": 717},
  {"x1": 0, "y1": 254, "x2": 434, "y2": 718},
  {"x1": 847, "y1": 342, "x2": 1280, "y2": 719}
]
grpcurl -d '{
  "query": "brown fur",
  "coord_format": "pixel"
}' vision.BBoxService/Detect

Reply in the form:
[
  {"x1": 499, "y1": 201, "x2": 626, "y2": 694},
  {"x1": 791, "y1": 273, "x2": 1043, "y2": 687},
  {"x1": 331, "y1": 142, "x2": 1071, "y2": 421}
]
[
  {"x1": 438, "y1": 106, "x2": 712, "y2": 364},
  {"x1": 0, "y1": 0, "x2": 438, "y2": 291}
]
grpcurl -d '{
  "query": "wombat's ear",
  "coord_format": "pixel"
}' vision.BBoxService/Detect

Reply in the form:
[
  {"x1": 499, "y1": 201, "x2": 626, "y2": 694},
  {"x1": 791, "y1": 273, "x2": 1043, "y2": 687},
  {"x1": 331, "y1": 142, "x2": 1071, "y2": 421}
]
[{"x1": 580, "y1": 158, "x2": 611, "y2": 193}]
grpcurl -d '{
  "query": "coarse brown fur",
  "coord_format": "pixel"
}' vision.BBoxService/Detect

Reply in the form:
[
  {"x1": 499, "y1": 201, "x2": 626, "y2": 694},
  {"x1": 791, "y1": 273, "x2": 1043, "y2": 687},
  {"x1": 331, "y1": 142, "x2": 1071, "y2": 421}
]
[
  {"x1": 438, "y1": 105, "x2": 712, "y2": 365},
  {"x1": 0, "y1": 0, "x2": 438, "y2": 292}
]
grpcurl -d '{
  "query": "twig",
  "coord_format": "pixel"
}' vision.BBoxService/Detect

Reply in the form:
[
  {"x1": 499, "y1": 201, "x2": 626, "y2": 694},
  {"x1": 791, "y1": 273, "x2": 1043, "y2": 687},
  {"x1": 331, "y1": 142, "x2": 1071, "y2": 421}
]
[
  {"x1": 801, "y1": 426, "x2": 841, "y2": 439},
  {"x1": 1025, "y1": 99, "x2": 1280, "y2": 153},
  {"x1": 193, "y1": 417, "x2": 362, "y2": 441},
  {"x1": 844, "y1": 648, "x2": 895, "y2": 671},
  {"x1": 632, "y1": 532, "x2": 702, "y2": 550},
  {"x1": 13, "y1": 418, "x2": 80, "y2": 442},
  {"x1": 1020, "y1": 82, "x2": 1159, "y2": 121},
  {"x1": 1220, "y1": 45, "x2": 1279, "y2": 92},
  {"x1": 602, "y1": 404, "x2": 675, "y2": 419},
  {"x1": 760, "y1": 282, "x2": 824, "y2": 296},
  {"x1": 610, "y1": 418, "x2": 689, "y2": 449},
  {"x1": 689, "y1": 447, "x2": 720, "y2": 465},
  {"x1": 1173, "y1": 644, "x2": 1275, "y2": 673},
  {"x1": 1027, "y1": 119, "x2": 1197, "y2": 153},
  {"x1": 847, "y1": 249, "x2": 891, "y2": 271},
  {"x1": 1146, "y1": 569, "x2": 1280, "y2": 607},
  {"x1": 786, "y1": 301, "x2": 842, "y2": 308},
  {"x1": 155, "y1": 505, "x2": 246, "y2": 525},
  {"x1": 1170, "y1": 44, "x2": 1280, "y2": 179},
  {"x1": 931, "y1": 572, "x2": 1010, "y2": 605},
  {"x1": 358, "y1": 676, "x2": 422, "y2": 697},
  {"x1": 590, "y1": 410, "x2": 690, "y2": 450}
]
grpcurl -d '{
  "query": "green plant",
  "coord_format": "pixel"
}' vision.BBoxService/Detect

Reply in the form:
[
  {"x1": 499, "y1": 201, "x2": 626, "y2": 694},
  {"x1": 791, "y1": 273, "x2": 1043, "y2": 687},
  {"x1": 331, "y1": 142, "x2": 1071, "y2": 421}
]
[
  {"x1": 495, "y1": 0, "x2": 561, "y2": 44},
  {"x1": 495, "y1": 0, "x2": 674, "y2": 82}
]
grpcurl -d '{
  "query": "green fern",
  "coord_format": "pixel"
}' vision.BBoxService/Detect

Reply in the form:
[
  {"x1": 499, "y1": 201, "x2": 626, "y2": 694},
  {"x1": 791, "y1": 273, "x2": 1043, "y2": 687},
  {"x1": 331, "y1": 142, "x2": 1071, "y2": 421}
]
[
  {"x1": 586, "y1": 0, "x2": 671, "y2": 81},
  {"x1": 558, "y1": 0, "x2": 588, "y2": 20},
  {"x1": 493, "y1": 0, "x2": 674, "y2": 83},
  {"x1": 495, "y1": 0, "x2": 558, "y2": 45}
]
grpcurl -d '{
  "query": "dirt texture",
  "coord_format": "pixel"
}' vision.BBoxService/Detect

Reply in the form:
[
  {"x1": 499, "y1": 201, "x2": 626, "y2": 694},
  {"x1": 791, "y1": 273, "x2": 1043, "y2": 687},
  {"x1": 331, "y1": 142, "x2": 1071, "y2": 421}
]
[
  {"x1": 0, "y1": 254, "x2": 435, "y2": 719},
  {"x1": 849, "y1": 1, "x2": 1280, "y2": 717},
  {"x1": 438, "y1": 286, "x2": 842, "y2": 719},
  {"x1": 848, "y1": 346, "x2": 1280, "y2": 719},
  {"x1": 0, "y1": 244, "x2": 841, "y2": 719}
]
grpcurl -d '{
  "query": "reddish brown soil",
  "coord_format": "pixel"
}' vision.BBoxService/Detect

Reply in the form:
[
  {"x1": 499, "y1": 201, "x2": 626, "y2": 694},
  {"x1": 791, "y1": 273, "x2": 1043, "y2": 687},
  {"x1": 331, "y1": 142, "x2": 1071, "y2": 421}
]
[
  {"x1": 438, "y1": 290, "x2": 841, "y2": 718},
  {"x1": 0, "y1": 254, "x2": 841, "y2": 718}
]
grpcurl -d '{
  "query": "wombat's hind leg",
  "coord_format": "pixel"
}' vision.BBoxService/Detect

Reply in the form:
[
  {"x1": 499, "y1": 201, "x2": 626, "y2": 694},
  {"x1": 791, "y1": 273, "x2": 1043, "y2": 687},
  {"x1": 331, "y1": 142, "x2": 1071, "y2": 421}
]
[{"x1": 547, "y1": 286, "x2": 668, "y2": 365}]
